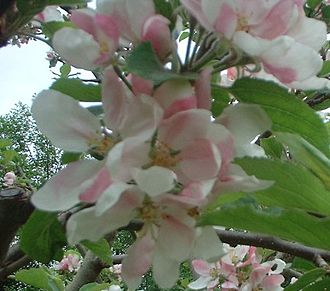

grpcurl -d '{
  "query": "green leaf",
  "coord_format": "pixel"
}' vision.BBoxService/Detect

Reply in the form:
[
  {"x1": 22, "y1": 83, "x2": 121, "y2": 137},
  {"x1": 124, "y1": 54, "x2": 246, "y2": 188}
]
[
  {"x1": 2, "y1": 149, "x2": 17, "y2": 162},
  {"x1": 50, "y1": 78, "x2": 101, "y2": 102},
  {"x1": 302, "y1": 277, "x2": 330, "y2": 290},
  {"x1": 0, "y1": 138, "x2": 12, "y2": 148},
  {"x1": 235, "y1": 157, "x2": 330, "y2": 216},
  {"x1": 229, "y1": 78, "x2": 330, "y2": 158},
  {"x1": 61, "y1": 151, "x2": 81, "y2": 164},
  {"x1": 211, "y1": 85, "x2": 230, "y2": 117},
  {"x1": 153, "y1": 0, "x2": 174, "y2": 29},
  {"x1": 60, "y1": 63, "x2": 71, "y2": 78},
  {"x1": 322, "y1": 5, "x2": 330, "y2": 18},
  {"x1": 20, "y1": 211, "x2": 67, "y2": 263},
  {"x1": 260, "y1": 136, "x2": 284, "y2": 159},
  {"x1": 306, "y1": 0, "x2": 322, "y2": 9},
  {"x1": 284, "y1": 268, "x2": 327, "y2": 291},
  {"x1": 42, "y1": 21, "x2": 75, "y2": 39},
  {"x1": 277, "y1": 133, "x2": 330, "y2": 190},
  {"x1": 291, "y1": 257, "x2": 317, "y2": 272},
  {"x1": 86, "y1": 105, "x2": 104, "y2": 116},
  {"x1": 199, "y1": 197, "x2": 330, "y2": 250},
  {"x1": 79, "y1": 283, "x2": 111, "y2": 291},
  {"x1": 318, "y1": 60, "x2": 330, "y2": 77},
  {"x1": 127, "y1": 42, "x2": 195, "y2": 84},
  {"x1": 82, "y1": 238, "x2": 112, "y2": 264},
  {"x1": 179, "y1": 31, "x2": 189, "y2": 41},
  {"x1": 15, "y1": 267, "x2": 64, "y2": 291}
]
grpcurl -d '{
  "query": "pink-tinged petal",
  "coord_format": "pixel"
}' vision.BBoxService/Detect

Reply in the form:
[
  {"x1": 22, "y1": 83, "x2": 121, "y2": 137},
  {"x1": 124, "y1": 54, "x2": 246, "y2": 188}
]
[
  {"x1": 67, "y1": 190, "x2": 142, "y2": 244},
  {"x1": 214, "y1": 164, "x2": 273, "y2": 194},
  {"x1": 125, "y1": 0, "x2": 155, "y2": 39},
  {"x1": 35, "y1": 6, "x2": 63, "y2": 22},
  {"x1": 212, "y1": 2, "x2": 237, "y2": 38},
  {"x1": 152, "y1": 248, "x2": 181, "y2": 288},
  {"x1": 217, "y1": 104, "x2": 271, "y2": 157},
  {"x1": 142, "y1": 15, "x2": 172, "y2": 60},
  {"x1": 95, "y1": 182, "x2": 132, "y2": 215},
  {"x1": 262, "y1": 274, "x2": 285, "y2": 288},
  {"x1": 261, "y1": 37, "x2": 323, "y2": 84},
  {"x1": 94, "y1": 13, "x2": 119, "y2": 41},
  {"x1": 188, "y1": 276, "x2": 214, "y2": 290},
  {"x1": 153, "y1": 79, "x2": 195, "y2": 112},
  {"x1": 179, "y1": 139, "x2": 221, "y2": 181},
  {"x1": 193, "y1": 227, "x2": 224, "y2": 261},
  {"x1": 129, "y1": 74, "x2": 153, "y2": 96},
  {"x1": 158, "y1": 109, "x2": 212, "y2": 150},
  {"x1": 163, "y1": 97, "x2": 197, "y2": 119},
  {"x1": 134, "y1": 166, "x2": 176, "y2": 197},
  {"x1": 53, "y1": 27, "x2": 100, "y2": 70},
  {"x1": 102, "y1": 68, "x2": 127, "y2": 132},
  {"x1": 119, "y1": 94, "x2": 163, "y2": 141},
  {"x1": 121, "y1": 232, "x2": 155, "y2": 290},
  {"x1": 181, "y1": 0, "x2": 214, "y2": 31},
  {"x1": 31, "y1": 160, "x2": 104, "y2": 211},
  {"x1": 32, "y1": 90, "x2": 101, "y2": 152},
  {"x1": 157, "y1": 215, "x2": 195, "y2": 261},
  {"x1": 251, "y1": 0, "x2": 295, "y2": 39},
  {"x1": 191, "y1": 260, "x2": 213, "y2": 276},
  {"x1": 79, "y1": 166, "x2": 112, "y2": 203},
  {"x1": 71, "y1": 9, "x2": 96, "y2": 36},
  {"x1": 195, "y1": 68, "x2": 212, "y2": 110}
]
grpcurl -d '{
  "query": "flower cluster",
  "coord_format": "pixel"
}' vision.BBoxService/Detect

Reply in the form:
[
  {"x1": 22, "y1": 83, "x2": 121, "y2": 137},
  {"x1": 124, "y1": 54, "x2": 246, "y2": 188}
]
[
  {"x1": 54, "y1": 253, "x2": 81, "y2": 272},
  {"x1": 189, "y1": 244, "x2": 286, "y2": 291},
  {"x1": 3, "y1": 171, "x2": 16, "y2": 186},
  {"x1": 30, "y1": 0, "x2": 329, "y2": 289}
]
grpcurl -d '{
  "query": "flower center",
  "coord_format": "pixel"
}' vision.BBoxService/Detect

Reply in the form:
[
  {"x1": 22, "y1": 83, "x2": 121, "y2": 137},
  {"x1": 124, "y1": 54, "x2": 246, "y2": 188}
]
[
  {"x1": 237, "y1": 15, "x2": 249, "y2": 32},
  {"x1": 151, "y1": 141, "x2": 180, "y2": 168},
  {"x1": 88, "y1": 135, "x2": 115, "y2": 159}
]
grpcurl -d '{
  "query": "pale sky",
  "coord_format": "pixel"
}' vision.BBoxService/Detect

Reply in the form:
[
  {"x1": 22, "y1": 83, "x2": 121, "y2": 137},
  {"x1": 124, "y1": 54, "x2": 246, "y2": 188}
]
[{"x1": 0, "y1": 40, "x2": 55, "y2": 116}]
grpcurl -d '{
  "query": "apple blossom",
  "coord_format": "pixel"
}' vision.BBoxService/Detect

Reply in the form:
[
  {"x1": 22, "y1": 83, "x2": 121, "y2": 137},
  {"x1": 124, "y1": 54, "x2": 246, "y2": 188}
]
[
  {"x1": 181, "y1": 0, "x2": 329, "y2": 89},
  {"x1": 3, "y1": 171, "x2": 16, "y2": 186},
  {"x1": 55, "y1": 253, "x2": 81, "y2": 272}
]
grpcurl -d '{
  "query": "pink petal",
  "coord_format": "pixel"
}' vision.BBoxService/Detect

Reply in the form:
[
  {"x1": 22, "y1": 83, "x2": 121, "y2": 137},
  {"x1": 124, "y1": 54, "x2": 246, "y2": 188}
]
[
  {"x1": 158, "y1": 109, "x2": 212, "y2": 150},
  {"x1": 142, "y1": 15, "x2": 172, "y2": 60},
  {"x1": 129, "y1": 74, "x2": 153, "y2": 96},
  {"x1": 71, "y1": 9, "x2": 96, "y2": 36},
  {"x1": 179, "y1": 139, "x2": 221, "y2": 181},
  {"x1": 262, "y1": 274, "x2": 285, "y2": 288},
  {"x1": 31, "y1": 160, "x2": 104, "y2": 211},
  {"x1": 191, "y1": 260, "x2": 212, "y2": 276},
  {"x1": 195, "y1": 68, "x2": 212, "y2": 110},
  {"x1": 122, "y1": 232, "x2": 155, "y2": 290}
]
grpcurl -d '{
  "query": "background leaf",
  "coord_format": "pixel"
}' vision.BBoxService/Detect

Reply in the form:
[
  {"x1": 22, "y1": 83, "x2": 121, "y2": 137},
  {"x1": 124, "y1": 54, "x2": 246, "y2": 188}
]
[
  {"x1": 20, "y1": 211, "x2": 67, "y2": 263},
  {"x1": 81, "y1": 239, "x2": 112, "y2": 265},
  {"x1": 200, "y1": 197, "x2": 330, "y2": 250},
  {"x1": 229, "y1": 78, "x2": 330, "y2": 158},
  {"x1": 50, "y1": 78, "x2": 101, "y2": 102}
]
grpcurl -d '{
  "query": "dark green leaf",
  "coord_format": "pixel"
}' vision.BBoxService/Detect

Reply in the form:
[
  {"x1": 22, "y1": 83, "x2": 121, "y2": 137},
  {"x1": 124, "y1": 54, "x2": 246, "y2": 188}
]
[
  {"x1": 302, "y1": 277, "x2": 330, "y2": 290},
  {"x1": 318, "y1": 60, "x2": 330, "y2": 77},
  {"x1": 60, "y1": 63, "x2": 71, "y2": 78},
  {"x1": 284, "y1": 268, "x2": 327, "y2": 291},
  {"x1": 179, "y1": 31, "x2": 189, "y2": 41},
  {"x1": 86, "y1": 105, "x2": 104, "y2": 116},
  {"x1": 20, "y1": 211, "x2": 67, "y2": 263},
  {"x1": 42, "y1": 21, "x2": 75, "y2": 39},
  {"x1": 322, "y1": 5, "x2": 330, "y2": 18},
  {"x1": 15, "y1": 267, "x2": 64, "y2": 291},
  {"x1": 211, "y1": 85, "x2": 230, "y2": 117},
  {"x1": 235, "y1": 157, "x2": 330, "y2": 216},
  {"x1": 0, "y1": 138, "x2": 12, "y2": 148},
  {"x1": 79, "y1": 283, "x2": 111, "y2": 291},
  {"x1": 229, "y1": 78, "x2": 330, "y2": 158},
  {"x1": 291, "y1": 257, "x2": 317, "y2": 272},
  {"x1": 277, "y1": 133, "x2": 330, "y2": 190},
  {"x1": 82, "y1": 238, "x2": 112, "y2": 264},
  {"x1": 306, "y1": 0, "x2": 322, "y2": 9},
  {"x1": 199, "y1": 197, "x2": 330, "y2": 250},
  {"x1": 50, "y1": 78, "x2": 101, "y2": 102},
  {"x1": 61, "y1": 151, "x2": 81, "y2": 164},
  {"x1": 127, "y1": 42, "x2": 195, "y2": 84},
  {"x1": 260, "y1": 136, "x2": 284, "y2": 159}
]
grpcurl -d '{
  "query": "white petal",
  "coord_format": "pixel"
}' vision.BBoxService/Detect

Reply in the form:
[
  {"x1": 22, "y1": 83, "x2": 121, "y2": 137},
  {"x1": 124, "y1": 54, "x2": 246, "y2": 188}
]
[
  {"x1": 31, "y1": 160, "x2": 103, "y2": 211},
  {"x1": 32, "y1": 90, "x2": 101, "y2": 152},
  {"x1": 53, "y1": 27, "x2": 100, "y2": 70},
  {"x1": 67, "y1": 191, "x2": 141, "y2": 243},
  {"x1": 95, "y1": 182, "x2": 132, "y2": 215},
  {"x1": 217, "y1": 104, "x2": 271, "y2": 157},
  {"x1": 233, "y1": 31, "x2": 271, "y2": 56},
  {"x1": 193, "y1": 227, "x2": 224, "y2": 261},
  {"x1": 134, "y1": 166, "x2": 176, "y2": 197},
  {"x1": 152, "y1": 249, "x2": 181, "y2": 289},
  {"x1": 188, "y1": 276, "x2": 213, "y2": 290}
]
